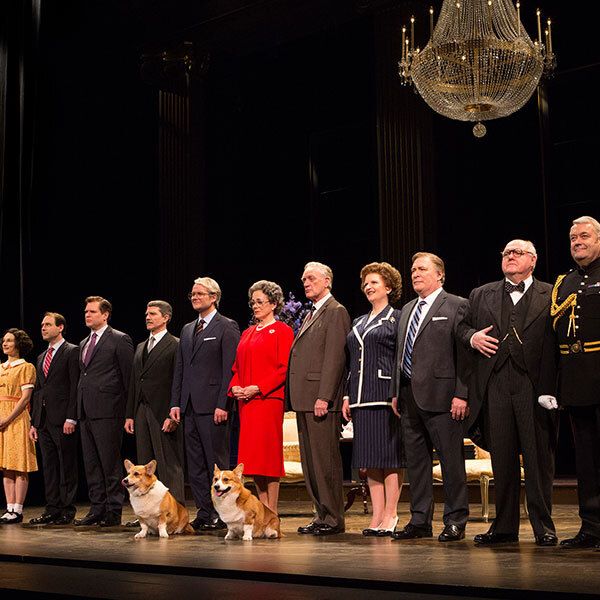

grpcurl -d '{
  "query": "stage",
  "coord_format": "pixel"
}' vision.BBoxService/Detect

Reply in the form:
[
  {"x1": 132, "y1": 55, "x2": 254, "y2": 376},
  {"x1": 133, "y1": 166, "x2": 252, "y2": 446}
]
[{"x1": 0, "y1": 499, "x2": 598, "y2": 600}]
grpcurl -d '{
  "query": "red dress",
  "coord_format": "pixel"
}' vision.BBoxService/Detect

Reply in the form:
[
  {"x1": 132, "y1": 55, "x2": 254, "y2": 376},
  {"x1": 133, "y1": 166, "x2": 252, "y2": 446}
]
[{"x1": 229, "y1": 320, "x2": 294, "y2": 477}]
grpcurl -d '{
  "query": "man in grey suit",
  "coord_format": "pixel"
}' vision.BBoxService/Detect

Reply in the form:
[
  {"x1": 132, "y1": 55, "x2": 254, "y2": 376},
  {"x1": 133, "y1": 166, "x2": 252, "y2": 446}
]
[
  {"x1": 29, "y1": 312, "x2": 79, "y2": 525},
  {"x1": 125, "y1": 301, "x2": 184, "y2": 505},
  {"x1": 390, "y1": 252, "x2": 469, "y2": 542},
  {"x1": 460, "y1": 240, "x2": 558, "y2": 546},
  {"x1": 170, "y1": 277, "x2": 240, "y2": 530},
  {"x1": 75, "y1": 296, "x2": 134, "y2": 527},
  {"x1": 286, "y1": 261, "x2": 350, "y2": 536}
]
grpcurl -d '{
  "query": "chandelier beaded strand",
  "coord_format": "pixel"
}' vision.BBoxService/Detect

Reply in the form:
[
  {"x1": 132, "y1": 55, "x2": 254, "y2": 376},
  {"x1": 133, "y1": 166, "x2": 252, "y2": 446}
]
[{"x1": 398, "y1": 1, "x2": 556, "y2": 137}]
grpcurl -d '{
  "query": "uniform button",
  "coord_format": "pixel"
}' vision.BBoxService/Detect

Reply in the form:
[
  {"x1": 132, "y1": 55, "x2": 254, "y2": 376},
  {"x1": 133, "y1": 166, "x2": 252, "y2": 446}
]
[
  {"x1": 575, "y1": 326, "x2": 579, "y2": 329},
  {"x1": 140, "y1": 378, "x2": 144, "y2": 382},
  {"x1": 358, "y1": 358, "x2": 362, "y2": 362},
  {"x1": 577, "y1": 305, "x2": 581, "y2": 309},
  {"x1": 584, "y1": 275, "x2": 588, "y2": 278},
  {"x1": 358, "y1": 369, "x2": 361, "y2": 374},
  {"x1": 578, "y1": 290, "x2": 582, "y2": 294}
]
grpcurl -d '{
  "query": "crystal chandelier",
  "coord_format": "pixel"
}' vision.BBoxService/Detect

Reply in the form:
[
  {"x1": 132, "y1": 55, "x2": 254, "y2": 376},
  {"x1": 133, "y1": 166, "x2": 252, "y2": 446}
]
[{"x1": 398, "y1": 1, "x2": 556, "y2": 136}]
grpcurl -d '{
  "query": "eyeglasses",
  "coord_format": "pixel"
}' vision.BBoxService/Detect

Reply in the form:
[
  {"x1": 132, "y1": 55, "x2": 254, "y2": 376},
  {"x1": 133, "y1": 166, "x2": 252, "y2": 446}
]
[
  {"x1": 248, "y1": 299, "x2": 269, "y2": 307},
  {"x1": 188, "y1": 292, "x2": 211, "y2": 299},
  {"x1": 500, "y1": 249, "x2": 534, "y2": 258}
]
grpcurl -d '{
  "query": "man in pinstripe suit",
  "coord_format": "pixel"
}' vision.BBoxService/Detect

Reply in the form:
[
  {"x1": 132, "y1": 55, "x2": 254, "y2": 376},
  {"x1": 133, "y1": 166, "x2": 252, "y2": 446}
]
[{"x1": 390, "y1": 252, "x2": 470, "y2": 542}]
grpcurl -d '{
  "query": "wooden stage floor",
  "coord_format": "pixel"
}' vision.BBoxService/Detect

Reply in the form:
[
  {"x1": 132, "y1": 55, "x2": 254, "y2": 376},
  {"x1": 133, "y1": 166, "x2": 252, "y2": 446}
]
[{"x1": 0, "y1": 501, "x2": 598, "y2": 600}]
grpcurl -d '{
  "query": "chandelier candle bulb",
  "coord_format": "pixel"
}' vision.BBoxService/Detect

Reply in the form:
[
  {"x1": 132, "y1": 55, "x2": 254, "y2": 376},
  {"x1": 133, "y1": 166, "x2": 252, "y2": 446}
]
[
  {"x1": 536, "y1": 9, "x2": 542, "y2": 44},
  {"x1": 488, "y1": 1, "x2": 493, "y2": 32},
  {"x1": 430, "y1": 7, "x2": 434, "y2": 38},
  {"x1": 516, "y1": 1, "x2": 521, "y2": 35},
  {"x1": 411, "y1": 16, "x2": 415, "y2": 51},
  {"x1": 402, "y1": 26, "x2": 406, "y2": 60},
  {"x1": 547, "y1": 18, "x2": 552, "y2": 53}
]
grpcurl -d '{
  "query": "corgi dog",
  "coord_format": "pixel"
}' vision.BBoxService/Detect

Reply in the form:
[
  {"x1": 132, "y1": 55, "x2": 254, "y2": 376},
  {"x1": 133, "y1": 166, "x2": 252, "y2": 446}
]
[
  {"x1": 122, "y1": 459, "x2": 193, "y2": 539},
  {"x1": 211, "y1": 464, "x2": 281, "y2": 541}
]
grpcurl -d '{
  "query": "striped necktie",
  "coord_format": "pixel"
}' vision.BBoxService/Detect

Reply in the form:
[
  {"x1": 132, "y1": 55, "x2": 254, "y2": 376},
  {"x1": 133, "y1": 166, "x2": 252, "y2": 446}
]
[
  {"x1": 401, "y1": 300, "x2": 427, "y2": 378},
  {"x1": 43, "y1": 347, "x2": 54, "y2": 377}
]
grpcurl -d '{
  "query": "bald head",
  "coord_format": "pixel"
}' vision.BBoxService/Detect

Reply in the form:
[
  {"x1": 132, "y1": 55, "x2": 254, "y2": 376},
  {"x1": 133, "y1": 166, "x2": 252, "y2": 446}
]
[{"x1": 501, "y1": 239, "x2": 537, "y2": 283}]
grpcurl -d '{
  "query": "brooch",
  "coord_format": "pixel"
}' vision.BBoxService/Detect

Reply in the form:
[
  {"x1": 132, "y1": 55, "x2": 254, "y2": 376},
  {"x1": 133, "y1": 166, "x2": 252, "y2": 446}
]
[
  {"x1": 390, "y1": 317, "x2": 396, "y2": 323},
  {"x1": 269, "y1": 329, "x2": 275, "y2": 334}
]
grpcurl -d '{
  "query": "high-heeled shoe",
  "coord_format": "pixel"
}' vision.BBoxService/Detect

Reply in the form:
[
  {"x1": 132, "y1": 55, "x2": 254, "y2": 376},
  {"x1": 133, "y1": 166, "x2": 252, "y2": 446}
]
[
  {"x1": 362, "y1": 522, "x2": 382, "y2": 536},
  {"x1": 375, "y1": 516, "x2": 399, "y2": 537}
]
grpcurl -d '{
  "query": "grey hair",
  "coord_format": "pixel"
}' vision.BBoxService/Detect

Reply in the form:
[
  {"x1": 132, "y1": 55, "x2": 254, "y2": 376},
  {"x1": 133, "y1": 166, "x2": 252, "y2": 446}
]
[
  {"x1": 193, "y1": 276, "x2": 222, "y2": 307},
  {"x1": 572, "y1": 216, "x2": 600, "y2": 237},
  {"x1": 303, "y1": 261, "x2": 333, "y2": 290},
  {"x1": 147, "y1": 300, "x2": 173, "y2": 321},
  {"x1": 248, "y1": 280, "x2": 285, "y2": 315}
]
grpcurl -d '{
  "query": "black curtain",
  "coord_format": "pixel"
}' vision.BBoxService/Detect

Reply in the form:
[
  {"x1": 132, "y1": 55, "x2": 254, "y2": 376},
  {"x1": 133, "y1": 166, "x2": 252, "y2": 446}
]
[{"x1": 0, "y1": 0, "x2": 41, "y2": 328}]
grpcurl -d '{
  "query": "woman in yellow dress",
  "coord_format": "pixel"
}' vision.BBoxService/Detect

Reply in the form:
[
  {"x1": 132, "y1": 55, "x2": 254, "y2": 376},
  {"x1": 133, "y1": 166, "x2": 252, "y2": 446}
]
[{"x1": 0, "y1": 328, "x2": 38, "y2": 524}]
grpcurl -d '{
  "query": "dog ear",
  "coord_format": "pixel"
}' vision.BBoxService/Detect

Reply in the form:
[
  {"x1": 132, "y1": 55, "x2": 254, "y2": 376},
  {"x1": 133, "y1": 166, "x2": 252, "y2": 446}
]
[
  {"x1": 145, "y1": 460, "x2": 157, "y2": 475},
  {"x1": 233, "y1": 463, "x2": 244, "y2": 478},
  {"x1": 124, "y1": 459, "x2": 133, "y2": 471},
  {"x1": 214, "y1": 464, "x2": 220, "y2": 475}
]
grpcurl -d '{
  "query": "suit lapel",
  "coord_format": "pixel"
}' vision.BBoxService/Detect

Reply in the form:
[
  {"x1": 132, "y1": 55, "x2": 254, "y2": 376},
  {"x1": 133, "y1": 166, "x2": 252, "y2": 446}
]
[
  {"x1": 483, "y1": 281, "x2": 504, "y2": 330},
  {"x1": 84, "y1": 327, "x2": 111, "y2": 366},
  {"x1": 523, "y1": 279, "x2": 549, "y2": 331},
  {"x1": 296, "y1": 297, "x2": 333, "y2": 341},
  {"x1": 142, "y1": 333, "x2": 171, "y2": 373},
  {"x1": 192, "y1": 313, "x2": 219, "y2": 359},
  {"x1": 362, "y1": 306, "x2": 394, "y2": 338},
  {"x1": 415, "y1": 291, "x2": 447, "y2": 341},
  {"x1": 398, "y1": 299, "x2": 417, "y2": 343}
]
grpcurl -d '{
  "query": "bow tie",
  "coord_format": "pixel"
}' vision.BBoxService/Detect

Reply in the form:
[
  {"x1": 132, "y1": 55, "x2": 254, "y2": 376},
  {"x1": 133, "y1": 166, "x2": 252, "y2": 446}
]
[{"x1": 504, "y1": 280, "x2": 525, "y2": 294}]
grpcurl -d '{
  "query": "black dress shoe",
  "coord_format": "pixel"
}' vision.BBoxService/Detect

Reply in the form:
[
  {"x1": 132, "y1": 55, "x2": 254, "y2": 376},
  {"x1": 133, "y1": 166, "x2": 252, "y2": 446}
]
[
  {"x1": 199, "y1": 518, "x2": 227, "y2": 531},
  {"x1": 298, "y1": 522, "x2": 320, "y2": 534},
  {"x1": 362, "y1": 527, "x2": 381, "y2": 536},
  {"x1": 391, "y1": 523, "x2": 433, "y2": 540},
  {"x1": 98, "y1": 514, "x2": 122, "y2": 527},
  {"x1": 474, "y1": 532, "x2": 518, "y2": 545},
  {"x1": 125, "y1": 519, "x2": 140, "y2": 528},
  {"x1": 535, "y1": 533, "x2": 558, "y2": 547},
  {"x1": 312, "y1": 524, "x2": 344, "y2": 536},
  {"x1": 438, "y1": 524, "x2": 465, "y2": 542},
  {"x1": 189, "y1": 517, "x2": 206, "y2": 531},
  {"x1": 560, "y1": 532, "x2": 599, "y2": 549},
  {"x1": 74, "y1": 514, "x2": 103, "y2": 526},
  {"x1": 52, "y1": 515, "x2": 74, "y2": 525},
  {"x1": 29, "y1": 513, "x2": 55, "y2": 525},
  {"x1": 0, "y1": 512, "x2": 23, "y2": 524}
]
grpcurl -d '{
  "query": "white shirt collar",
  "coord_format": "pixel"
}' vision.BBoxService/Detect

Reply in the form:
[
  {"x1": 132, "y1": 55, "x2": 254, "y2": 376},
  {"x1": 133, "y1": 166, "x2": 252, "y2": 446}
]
[
  {"x1": 313, "y1": 292, "x2": 332, "y2": 312},
  {"x1": 48, "y1": 338, "x2": 66, "y2": 352},
  {"x1": 417, "y1": 286, "x2": 444, "y2": 307},
  {"x1": 90, "y1": 324, "x2": 109, "y2": 340},
  {"x1": 2, "y1": 358, "x2": 26, "y2": 369},
  {"x1": 198, "y1": 308, "x2": 217, "y2": 327},
  {"x1": 149, "y1": 329, "x2": 168, "y2": 346}
]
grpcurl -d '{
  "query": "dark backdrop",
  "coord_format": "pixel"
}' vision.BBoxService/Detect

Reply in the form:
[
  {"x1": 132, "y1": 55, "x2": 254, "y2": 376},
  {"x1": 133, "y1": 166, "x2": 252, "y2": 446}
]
[{"x1": 1, "y1": 0, "x2": 598, "y2": 505}]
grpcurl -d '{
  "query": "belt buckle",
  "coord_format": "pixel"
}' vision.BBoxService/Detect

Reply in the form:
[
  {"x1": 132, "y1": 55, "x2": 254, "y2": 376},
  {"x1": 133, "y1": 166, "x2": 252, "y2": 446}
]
[{"x1": 570, "y1": 341, "x2": 582, "y2": 354}]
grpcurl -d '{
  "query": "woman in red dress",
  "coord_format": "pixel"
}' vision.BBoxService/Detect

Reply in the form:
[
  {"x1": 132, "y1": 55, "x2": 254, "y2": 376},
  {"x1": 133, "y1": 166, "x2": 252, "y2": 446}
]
[{"x1": 229, "y1": 280, "x2": 294, "y2": 513}]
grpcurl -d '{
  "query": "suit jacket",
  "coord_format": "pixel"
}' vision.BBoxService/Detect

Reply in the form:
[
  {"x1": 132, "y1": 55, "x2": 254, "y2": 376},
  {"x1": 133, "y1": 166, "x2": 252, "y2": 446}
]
[
  {"x1": 171, "y1": 312, "x2": 241, "y2": 414},
  {"x1": 77, "y1": 326, "x2": 134, "y2": 420},
  {"x1": 285, "y1": 296, "x2": 351, "y2": 412},
  {"x1": 31, "y1": 341, "x2": 80, "y2": 428},
  {"x1": 390, "y1": 290, "x2": 469, "y2": 412},
  {"x1": 126, "y1": 332, "x2": 179, "y2": 424},
  {"x1": 459, "y1": 278, "x2": 558, "y2": 444},
  {"x1": 345, "y1": 306, "x2": 400, "y2": 407}
]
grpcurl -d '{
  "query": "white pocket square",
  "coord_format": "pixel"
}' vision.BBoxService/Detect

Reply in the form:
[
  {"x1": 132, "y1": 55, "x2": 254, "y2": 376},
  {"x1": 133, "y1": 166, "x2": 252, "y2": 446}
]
[
  {"x1": 431, "y1": 316, "x2": 448, "y2": 321},
  {"x1": 203, "y1": 337, "x2": 217, "y2": 341}
]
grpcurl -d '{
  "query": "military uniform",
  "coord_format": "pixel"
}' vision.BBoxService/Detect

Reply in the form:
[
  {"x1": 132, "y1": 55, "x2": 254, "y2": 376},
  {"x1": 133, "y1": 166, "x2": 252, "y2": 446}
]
[{"x1": 552, "y1": 256, "x2": 600, "y2": 539}]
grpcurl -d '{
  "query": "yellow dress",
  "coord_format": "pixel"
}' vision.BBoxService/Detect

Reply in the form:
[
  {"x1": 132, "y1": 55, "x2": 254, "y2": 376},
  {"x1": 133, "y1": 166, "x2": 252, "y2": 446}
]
[{"x1": 0, "y1": 359, "x2": 38, "y2": 472}]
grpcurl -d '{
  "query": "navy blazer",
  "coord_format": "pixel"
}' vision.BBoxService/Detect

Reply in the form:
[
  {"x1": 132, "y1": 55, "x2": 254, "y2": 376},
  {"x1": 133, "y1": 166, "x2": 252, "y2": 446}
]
[
  {"x1": 171, "y1": 312, "x2": 240, "y2": 414},
  {"x1": 346, "y1": 306, "x2": 400, "y2": 407},
  {"x1": 390, "y1": 290, "x2": 469, "y2": 412},
  {"x1": 77, "y1": 326, "x2": 134, "y2": 420},
  {"x1": 31, "y1": 341, "x2": 80, "y2": 428}
]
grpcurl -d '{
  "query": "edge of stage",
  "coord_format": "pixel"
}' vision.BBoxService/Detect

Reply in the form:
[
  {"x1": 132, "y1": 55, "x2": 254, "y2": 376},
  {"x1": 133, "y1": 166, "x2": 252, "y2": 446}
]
[{"x1": 0, "y1": 497, "x2": 598, "y2": 600}]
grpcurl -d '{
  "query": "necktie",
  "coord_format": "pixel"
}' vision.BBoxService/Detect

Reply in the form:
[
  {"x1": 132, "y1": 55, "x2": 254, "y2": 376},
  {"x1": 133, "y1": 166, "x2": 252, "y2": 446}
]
[
  {"x1": 43, "y1": 347, "x2": 54, "y2": 377},
  {"x1": 195, "y1": 319, "x2": 206, "y2": 336},
  {"x1": 147, "y1": 336, "x2": 155, "y2": 352},
  {"x1": 505, "y1": 280, "x2": 525, "y2": 294},
  {"x1": 402, "y1": 300, "x2": 427, "y2": 378},
  {"x1": 83, "y1": 332, "x2": 97, "y2": 366},
  {"x1": 301, "y1": 305, "x2": 316, "y2": 332}
]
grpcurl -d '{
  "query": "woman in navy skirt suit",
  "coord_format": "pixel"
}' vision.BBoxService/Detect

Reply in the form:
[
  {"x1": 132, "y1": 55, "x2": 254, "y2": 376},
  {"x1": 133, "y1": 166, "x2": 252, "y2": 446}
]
[{"x1": 343, "y1": 262, "x2": 406, "y2": 536}]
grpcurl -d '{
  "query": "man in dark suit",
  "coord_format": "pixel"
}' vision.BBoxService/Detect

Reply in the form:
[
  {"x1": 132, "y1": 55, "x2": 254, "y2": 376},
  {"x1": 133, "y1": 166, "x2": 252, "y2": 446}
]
[
  {"x1": 125, "y1": 300, "x2": 184, "y2": 505},
  {"x1": 552, "y1": 216, "x2": 600, "y2": 550},
  {"x1": 29, "y1": 312, "x2": 79, "y2": 525},
  {"x1": 459, "y1": 240, "x2": 558, "y2": 547},
  {"x1": 390, "y1": 252, "x2": 469, "y2": 542},
  {"x1": 286, "y1": 261, "x2": 350, "y2": 536},
  {"x1": 75, "y1": 296, "x2": 134, "y2": 527},
  {"x1": 170, "y1": 277, "x2": 240, "y2": 530}
]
